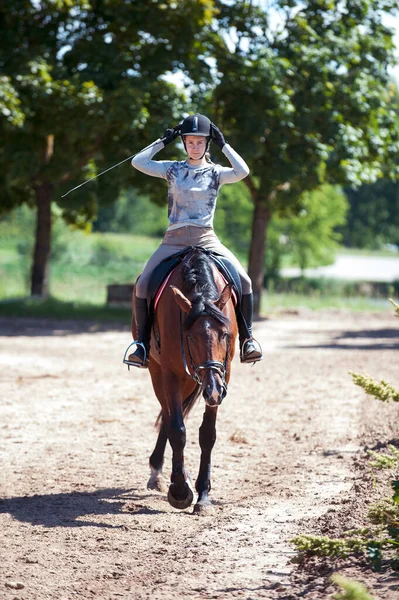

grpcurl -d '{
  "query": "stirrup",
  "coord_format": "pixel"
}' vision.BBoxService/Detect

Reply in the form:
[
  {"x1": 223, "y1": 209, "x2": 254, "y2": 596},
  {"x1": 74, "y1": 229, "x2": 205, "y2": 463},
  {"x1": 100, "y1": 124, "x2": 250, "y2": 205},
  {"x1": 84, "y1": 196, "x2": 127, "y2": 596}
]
[
  {"x1": 240, "y1": 338, "x2": 263, "y2": 365},
  {"x1": 123, "y1": 341, "x2": 149, "y2": 370}
]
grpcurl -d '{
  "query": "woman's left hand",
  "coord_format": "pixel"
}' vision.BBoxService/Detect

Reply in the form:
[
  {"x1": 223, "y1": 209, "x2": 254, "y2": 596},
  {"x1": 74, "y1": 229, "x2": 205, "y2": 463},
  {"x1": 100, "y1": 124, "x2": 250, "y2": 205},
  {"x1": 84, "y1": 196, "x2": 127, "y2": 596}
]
[{"x1": 211, "y1": 123, "x2": 226, "y2": 149}]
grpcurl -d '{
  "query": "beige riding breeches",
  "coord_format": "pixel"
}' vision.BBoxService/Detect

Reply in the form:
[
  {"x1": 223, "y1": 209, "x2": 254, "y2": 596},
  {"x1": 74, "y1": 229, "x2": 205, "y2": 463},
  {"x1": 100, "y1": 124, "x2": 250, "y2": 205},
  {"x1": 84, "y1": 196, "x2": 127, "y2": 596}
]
[{"x1": 135, "y1": 226, "x2": 252, "y2": 298}]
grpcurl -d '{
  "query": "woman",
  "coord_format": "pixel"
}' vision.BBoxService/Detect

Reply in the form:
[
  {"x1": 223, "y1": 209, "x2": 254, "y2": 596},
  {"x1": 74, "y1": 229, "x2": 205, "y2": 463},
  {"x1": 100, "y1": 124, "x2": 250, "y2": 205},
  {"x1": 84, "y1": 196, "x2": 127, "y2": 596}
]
[{"x1": 127, "y1": 113, "x2": 262, "y2": 367}]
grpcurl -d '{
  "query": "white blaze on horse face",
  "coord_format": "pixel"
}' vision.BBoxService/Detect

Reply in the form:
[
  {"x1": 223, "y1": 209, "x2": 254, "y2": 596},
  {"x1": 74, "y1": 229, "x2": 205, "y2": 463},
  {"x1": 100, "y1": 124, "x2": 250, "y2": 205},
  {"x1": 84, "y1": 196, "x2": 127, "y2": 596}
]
[
  {"x1": 202, "y1": 369, "x2": 226, "y2": 406},
  {"x1": 189, "y1": 321, "x2": 227, "y2": 405}
]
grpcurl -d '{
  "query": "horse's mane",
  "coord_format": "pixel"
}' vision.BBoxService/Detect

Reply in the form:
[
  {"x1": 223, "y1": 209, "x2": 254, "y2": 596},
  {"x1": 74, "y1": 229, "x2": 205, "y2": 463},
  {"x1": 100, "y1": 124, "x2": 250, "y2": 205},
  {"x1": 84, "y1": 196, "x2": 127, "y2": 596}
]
[{"x1": 181, "y1": 249, "x2": 230, "y2": 330}]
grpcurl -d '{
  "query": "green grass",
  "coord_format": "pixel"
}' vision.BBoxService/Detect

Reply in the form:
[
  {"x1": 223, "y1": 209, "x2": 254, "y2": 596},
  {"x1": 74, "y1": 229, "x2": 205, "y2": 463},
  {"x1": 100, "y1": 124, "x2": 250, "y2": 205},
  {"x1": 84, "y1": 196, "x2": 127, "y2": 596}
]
[
  {"x1": 262, "y1": 292, "x2": 393, "y2": 313},
  {"x1": 0, "y1": 292, "x2": 390, "y2": 323},
  {"x1": 0, "y1": 206, "x2": 396, "y2": 320},
  {"x1": 0, "y1": 297, "x2": 131, "y2": 322},
  {"x1": 0, "y1": 214, "x2": 161, "y2": 304}
]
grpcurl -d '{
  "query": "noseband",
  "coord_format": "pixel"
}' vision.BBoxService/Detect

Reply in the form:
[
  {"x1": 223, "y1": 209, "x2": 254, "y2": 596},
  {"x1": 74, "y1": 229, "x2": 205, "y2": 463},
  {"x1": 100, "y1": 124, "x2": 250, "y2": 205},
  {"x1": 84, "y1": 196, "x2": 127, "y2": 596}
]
[{"x1": 179, "y1": 310, "x2": 229, "y2": 395}]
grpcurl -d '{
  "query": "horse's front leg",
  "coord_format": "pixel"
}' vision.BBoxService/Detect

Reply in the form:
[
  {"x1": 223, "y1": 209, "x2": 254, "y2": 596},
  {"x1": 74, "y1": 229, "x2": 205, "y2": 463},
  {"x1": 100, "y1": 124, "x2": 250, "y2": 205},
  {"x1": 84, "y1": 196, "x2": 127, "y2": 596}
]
[
  {"x1": 147, "y1": 419, "x2": 168, "y2": 493},
  {"x1": 147, "y1": 362, "x2": 169, "y2": 492},
  {"x1": 194, "y1": 405, "x2": 217, "y2": 514},
  {"x1": 166, "y1": 377, "x2": 195, "y2": 510}
]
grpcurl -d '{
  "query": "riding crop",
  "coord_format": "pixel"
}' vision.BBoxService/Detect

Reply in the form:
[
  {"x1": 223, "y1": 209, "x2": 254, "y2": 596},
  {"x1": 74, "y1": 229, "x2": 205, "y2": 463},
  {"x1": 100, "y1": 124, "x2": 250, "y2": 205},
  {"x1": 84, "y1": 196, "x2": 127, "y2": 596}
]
[{"x1": 61, "y1": 140, "x2": 162, "y2": 198}]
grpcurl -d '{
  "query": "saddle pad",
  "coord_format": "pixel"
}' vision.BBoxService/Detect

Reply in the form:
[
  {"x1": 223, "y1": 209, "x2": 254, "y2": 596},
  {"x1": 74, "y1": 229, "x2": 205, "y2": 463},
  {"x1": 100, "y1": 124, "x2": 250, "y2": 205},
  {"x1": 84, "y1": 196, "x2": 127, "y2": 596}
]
[
  {"x1": 147, "y1": 246, "x2": 241, "y2": 314},
  {"x1": 153, "y1": 265, "x2": 238, "y2": 312}
]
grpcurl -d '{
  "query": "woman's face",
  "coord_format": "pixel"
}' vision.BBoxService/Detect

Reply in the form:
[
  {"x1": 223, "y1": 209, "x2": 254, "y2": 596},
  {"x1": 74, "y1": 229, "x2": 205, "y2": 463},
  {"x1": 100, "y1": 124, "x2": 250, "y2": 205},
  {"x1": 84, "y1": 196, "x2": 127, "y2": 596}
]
[{"x1": 184, "y1": 135, "x2": 207, "y2": 160}]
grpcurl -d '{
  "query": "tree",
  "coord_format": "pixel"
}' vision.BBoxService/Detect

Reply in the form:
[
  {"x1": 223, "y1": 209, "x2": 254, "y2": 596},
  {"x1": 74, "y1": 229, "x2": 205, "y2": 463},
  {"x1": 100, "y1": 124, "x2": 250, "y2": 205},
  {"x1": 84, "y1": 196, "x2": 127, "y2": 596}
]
[
  {"x1": 0, "y1": 0, "x2": 217, "y2": 296},
  {"x1": 209, "y1": 0, "x2": 399, "y2": 314},
  {"x1": 267, "y1": 184, "x2": 348, "y2": 276},
  {"x1": 342, "y1": 179, "x2": 399, "y2": 249}
]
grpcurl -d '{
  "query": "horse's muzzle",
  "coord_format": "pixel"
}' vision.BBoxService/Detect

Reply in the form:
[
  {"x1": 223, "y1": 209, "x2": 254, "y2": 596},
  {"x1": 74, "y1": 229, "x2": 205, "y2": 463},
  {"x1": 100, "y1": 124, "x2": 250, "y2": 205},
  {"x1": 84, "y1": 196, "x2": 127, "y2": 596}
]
[{"x1": 202, "y1": 371, "x2": 227, "y2": 406}]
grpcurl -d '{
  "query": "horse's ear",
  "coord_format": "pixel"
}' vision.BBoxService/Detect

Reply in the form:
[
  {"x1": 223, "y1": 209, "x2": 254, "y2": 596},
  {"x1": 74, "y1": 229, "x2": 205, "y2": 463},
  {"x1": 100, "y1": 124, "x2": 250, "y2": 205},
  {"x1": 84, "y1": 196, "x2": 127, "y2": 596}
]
[
  {"x1": 170, "y1": 285, "x2": 192, "y2": 313},
  {"x1": 214, "y1": 283, "x2": 233, "y2": 311}
]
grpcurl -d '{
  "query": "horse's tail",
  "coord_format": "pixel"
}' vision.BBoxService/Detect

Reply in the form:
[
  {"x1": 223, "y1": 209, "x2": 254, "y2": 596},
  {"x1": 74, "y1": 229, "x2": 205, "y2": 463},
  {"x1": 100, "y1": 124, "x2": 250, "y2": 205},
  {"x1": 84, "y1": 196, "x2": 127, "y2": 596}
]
[{"x1": 155, "y1": 384, "x2": 201, "y2": 430}]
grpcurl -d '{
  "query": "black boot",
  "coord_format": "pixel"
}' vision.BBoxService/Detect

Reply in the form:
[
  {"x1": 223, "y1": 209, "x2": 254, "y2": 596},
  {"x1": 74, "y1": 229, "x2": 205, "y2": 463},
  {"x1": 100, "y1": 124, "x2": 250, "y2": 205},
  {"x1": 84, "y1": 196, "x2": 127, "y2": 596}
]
[
  {"x1": 126, "y1": 297, "x2": 151, "y2": 368},
  {"x1": 237, "y1": 293, "x2": 263, "y2": 364}
]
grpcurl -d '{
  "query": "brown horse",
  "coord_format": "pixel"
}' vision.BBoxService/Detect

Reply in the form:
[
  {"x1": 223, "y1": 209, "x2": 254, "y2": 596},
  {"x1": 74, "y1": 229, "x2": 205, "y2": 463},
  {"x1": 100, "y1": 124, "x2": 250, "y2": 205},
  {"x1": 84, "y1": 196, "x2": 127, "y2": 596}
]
[{"x1": 133, "y1": 248, "x2": 238, "y2": 514}]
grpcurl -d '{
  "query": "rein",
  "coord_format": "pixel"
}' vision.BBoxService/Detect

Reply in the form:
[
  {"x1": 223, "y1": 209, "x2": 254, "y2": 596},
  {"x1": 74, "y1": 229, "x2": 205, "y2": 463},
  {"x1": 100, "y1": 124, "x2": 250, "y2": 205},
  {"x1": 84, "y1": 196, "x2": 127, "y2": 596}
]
[{"x1": 179, "y1": 310, "x2": 229, "y2": 395}]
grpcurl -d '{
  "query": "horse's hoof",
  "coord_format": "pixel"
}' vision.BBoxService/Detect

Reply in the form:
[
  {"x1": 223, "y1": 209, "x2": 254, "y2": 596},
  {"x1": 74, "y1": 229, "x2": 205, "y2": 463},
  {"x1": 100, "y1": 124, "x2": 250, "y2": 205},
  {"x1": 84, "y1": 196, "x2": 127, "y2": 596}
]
[
  {"x1": 193, "y1": 498, "x2": 215, "y2": 516},
  {"x1": 147, "y1": 470, "x2": 167, "y2": 493},
  {"x1": 167, "y1": 477, "x2": 195, "y2": 510}
]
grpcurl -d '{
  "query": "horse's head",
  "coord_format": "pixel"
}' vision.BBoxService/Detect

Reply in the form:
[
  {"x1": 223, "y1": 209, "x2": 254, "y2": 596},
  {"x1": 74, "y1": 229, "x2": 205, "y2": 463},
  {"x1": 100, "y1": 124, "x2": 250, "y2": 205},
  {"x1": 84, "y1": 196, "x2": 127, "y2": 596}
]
[{"x1": 171, "y1": 283, "x2": 237, "y2": 407}]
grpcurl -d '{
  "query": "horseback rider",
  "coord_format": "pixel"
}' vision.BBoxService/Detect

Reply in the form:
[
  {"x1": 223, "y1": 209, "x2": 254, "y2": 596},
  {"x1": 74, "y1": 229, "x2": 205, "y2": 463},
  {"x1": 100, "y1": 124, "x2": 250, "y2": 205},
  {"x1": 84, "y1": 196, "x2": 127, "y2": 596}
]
[{"x1": 126, "y1": 113, "x2": 263, "y2": 367}]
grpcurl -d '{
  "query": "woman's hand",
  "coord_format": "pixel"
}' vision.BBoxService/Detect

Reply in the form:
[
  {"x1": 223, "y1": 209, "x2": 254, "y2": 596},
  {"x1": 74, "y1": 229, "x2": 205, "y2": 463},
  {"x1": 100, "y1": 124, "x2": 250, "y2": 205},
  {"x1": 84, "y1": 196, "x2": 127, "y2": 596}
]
[
  {"x1": 211, "y1": 123, "x2": 226, "y2": 149},
  {"x1": 161, "y1": 125, "x2": 181, "y2": 146}
]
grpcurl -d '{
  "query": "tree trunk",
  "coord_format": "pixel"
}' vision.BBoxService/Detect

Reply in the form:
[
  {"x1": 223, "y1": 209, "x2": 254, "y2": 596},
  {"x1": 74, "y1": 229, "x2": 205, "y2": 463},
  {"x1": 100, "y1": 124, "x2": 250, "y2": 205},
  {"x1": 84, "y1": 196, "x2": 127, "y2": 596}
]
[
  {"x1": 31, "y1": 181, "x2": 52, "y2": 297},
  {"x1": 247, "y1": 198, "x2": 271, "y2": 318}
]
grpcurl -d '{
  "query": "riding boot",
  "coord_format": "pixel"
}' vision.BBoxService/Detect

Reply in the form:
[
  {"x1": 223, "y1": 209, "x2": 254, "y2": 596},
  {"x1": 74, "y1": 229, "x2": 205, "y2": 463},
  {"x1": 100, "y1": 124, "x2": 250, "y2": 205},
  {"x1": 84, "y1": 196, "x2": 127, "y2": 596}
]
[
  {"x1": 127, "y1": 297, "x2": 151, "y2": 368},
  {"x1": 237, "y1": 293, "x2": 263, "y2": 364}
]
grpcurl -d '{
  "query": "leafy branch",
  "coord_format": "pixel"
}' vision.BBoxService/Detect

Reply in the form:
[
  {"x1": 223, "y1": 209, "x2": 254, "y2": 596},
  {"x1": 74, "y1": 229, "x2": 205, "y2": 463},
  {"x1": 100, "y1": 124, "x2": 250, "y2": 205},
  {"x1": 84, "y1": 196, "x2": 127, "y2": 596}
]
[
  {"x1": 349, "y1": 372, "x2": 399, "y2": 403},
  {"x1": 331, "y1": 575, "x2": 374, "y2": 600},
  {"x1": 390, "y1": 298, "x2": 399, "y2": 318}
]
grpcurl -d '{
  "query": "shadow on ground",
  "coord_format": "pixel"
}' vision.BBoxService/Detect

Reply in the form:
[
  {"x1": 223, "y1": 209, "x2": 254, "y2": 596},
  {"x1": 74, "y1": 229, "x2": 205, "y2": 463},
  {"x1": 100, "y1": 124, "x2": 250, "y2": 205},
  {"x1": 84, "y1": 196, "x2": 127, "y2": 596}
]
[
  {"x1": 287, "y1": 327, "x2": 399, "y2": 351},
  {"x1": 0, "y1": 488, "x2": 166, "y2": 528}
]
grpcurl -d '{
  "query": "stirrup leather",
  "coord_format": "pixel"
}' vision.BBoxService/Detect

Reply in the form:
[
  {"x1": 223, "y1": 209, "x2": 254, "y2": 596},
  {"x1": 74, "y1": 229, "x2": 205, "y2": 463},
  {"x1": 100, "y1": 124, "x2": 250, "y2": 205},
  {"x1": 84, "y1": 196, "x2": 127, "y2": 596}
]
[
  {"x1": 123, "y1": 341, "x2": 149, "y2": 369},
  {"x1": 240, "y1": 338, "x2": 263, "y2": 364}
]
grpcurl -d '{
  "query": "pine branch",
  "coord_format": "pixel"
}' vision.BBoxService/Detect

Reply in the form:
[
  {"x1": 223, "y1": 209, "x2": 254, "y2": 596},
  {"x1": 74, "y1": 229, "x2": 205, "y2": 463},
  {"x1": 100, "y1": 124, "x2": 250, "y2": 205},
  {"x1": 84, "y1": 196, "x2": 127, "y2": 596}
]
[
  {"x1": 389, "y1": 298, "x2": 399, "y2": 318},
  {"x1": 331, "y1": 575, "x2": 374, "y2": 600},
  {"x1": 349, "y1": 372, "x2": 399, "y2": 403}
]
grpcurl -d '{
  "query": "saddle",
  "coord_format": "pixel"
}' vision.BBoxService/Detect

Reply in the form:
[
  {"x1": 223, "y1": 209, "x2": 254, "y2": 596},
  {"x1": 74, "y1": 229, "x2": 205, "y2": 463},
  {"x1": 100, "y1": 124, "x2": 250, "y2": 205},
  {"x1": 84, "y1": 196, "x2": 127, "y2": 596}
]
[{"x1": 145, "y1": 246, "x2": 242, "y2": 315}]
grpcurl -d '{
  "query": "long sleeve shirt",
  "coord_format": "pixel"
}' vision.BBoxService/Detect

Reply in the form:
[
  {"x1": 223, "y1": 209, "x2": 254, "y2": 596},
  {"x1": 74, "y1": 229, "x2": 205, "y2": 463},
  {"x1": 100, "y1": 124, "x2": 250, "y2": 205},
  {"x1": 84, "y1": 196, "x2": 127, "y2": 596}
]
[{"x1": 131, "y1": 140, "x2": 249, "y2": 231}]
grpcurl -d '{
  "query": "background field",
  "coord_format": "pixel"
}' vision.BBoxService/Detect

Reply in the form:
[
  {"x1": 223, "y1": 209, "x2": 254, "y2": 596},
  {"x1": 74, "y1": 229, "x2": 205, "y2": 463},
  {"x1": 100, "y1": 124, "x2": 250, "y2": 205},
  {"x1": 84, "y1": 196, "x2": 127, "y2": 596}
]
[{"x1": 1, "y1": 205, "x2": 397, "y2": 318}]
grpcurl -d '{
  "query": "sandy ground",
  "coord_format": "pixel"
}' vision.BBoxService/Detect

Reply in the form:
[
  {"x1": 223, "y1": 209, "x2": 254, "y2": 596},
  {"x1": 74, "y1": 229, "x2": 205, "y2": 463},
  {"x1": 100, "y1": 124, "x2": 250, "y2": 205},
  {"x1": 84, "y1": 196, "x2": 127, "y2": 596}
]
[{"x1": 0, "y1": 310, "x2": 398, "y2": 600}]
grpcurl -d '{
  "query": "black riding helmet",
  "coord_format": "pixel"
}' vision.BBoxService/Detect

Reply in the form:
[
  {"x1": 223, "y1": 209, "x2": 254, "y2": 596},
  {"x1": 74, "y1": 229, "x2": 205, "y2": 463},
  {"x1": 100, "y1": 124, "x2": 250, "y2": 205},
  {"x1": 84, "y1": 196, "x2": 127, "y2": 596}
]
[
  {"x1": 180, "y1": 114, "x2": 212, "y2": 137},
  {"x1": 179, "y1": 114, "x2": 212, "y2": 159}
]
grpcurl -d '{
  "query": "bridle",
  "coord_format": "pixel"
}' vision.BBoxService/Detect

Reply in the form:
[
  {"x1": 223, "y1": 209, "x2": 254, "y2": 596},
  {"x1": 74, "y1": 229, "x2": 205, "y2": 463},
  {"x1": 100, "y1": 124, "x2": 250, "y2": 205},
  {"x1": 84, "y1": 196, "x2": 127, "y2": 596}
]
[{"x1": 179, "y1": 310, "x2": 229, "y2": 395}]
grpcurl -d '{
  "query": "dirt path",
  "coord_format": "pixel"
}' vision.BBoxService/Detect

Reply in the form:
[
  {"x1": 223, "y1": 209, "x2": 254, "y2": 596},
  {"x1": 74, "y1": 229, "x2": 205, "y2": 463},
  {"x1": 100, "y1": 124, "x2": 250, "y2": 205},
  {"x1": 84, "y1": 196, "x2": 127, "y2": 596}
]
[{"x1": 0, "y1": 311, "x2": 398, "y2": 599}]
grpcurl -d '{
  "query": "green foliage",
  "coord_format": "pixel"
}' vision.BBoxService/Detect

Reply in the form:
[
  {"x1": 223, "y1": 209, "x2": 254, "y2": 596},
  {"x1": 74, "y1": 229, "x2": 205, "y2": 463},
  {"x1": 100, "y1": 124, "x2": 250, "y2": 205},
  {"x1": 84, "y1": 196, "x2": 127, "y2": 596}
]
[
  {"x1": 213, "y1": 1, "x2": 399, "y2": 198},
  {"x1": 210, "y1": 0, "x2": 399, "y2": 312},
  {"x1": 292, "y1": 304, "x2": 399, "y2": 575},
  {"x1": 291, "y1": 528, "x2": 397, "y2": 568},
  {"x1": 0, "y1": 75, "x2": 24, "y2": 126},
  {"x1": 331, "y1": 575, "x2": 374, "y2": 600},
  {"x1": 368, "y1": 498, "x2": 399, "y2": 527},
  {"x1": 291, "y1": 449, "x2": 399, "y2": 571},
  {"x1": 213, "y1": 181, "x2": 253, "y2": 260},
  {"x1": 390, "y1": 298, "x2": 399, "y2": 317},
  {"x1": 342, "y1": 180, "x2": 399, "y2": 249},
  {"x1": 392, "y1": 481, "x2": 399, "y2": 505},
  {"x1": 267, "y1": 185, "x2": 348, "y2": 274},
  {"x1": 0, "y1": 0, "x2": 218, "y2": 216},
  {"x1": 0, "y1": 206, "x2": 160, "y2": 303},
  {"x1": 0, "y1": 0, "x2": 219, "y2": 294},
  {"x1": 93, "y1": 189, "x2": 168, "y2": 238},
  {"x1": 291, "y1": 534, "x2": 368, "y2": 559},
  {"x1": 349, "y1": 372, "x2": 399, "y2": 403},
  {"x1": 367, "y1": 446, "x2": 399, "y2": 470}
]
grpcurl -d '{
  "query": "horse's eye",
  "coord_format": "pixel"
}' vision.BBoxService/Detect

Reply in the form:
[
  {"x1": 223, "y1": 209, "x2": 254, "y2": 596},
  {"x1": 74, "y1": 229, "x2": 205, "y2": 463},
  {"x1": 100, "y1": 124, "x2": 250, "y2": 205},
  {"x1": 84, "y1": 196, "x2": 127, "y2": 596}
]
[{"x1": 221, "y1": 332, "x2": 228, "y2": 341}]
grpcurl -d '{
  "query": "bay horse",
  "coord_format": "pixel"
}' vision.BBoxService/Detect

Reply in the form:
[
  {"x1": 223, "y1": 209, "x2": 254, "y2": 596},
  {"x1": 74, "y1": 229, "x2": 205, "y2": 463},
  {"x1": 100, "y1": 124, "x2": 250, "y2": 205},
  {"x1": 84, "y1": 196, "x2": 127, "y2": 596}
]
[{"x1": 133, "y1": 248, "x2": 238, "y2": 514}]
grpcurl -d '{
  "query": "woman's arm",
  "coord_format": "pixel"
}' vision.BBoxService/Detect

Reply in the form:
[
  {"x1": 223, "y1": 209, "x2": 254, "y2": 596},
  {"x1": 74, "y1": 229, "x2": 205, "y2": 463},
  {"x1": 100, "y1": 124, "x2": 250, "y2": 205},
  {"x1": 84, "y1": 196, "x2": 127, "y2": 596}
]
[
  {"x1": 131, "y1": 140, "x2": 175, "y2": 179},
  {"x1": 218, "y1": 144, "x2": 250, "y2": 184}
]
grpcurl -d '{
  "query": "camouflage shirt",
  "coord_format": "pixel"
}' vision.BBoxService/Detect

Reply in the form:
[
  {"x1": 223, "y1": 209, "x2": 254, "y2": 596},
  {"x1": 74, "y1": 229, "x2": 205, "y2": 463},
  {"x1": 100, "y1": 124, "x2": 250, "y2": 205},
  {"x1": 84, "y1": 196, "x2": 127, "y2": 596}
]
[{"x1": 131, "y1": 141, "x2": 249, "y2": 231}]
